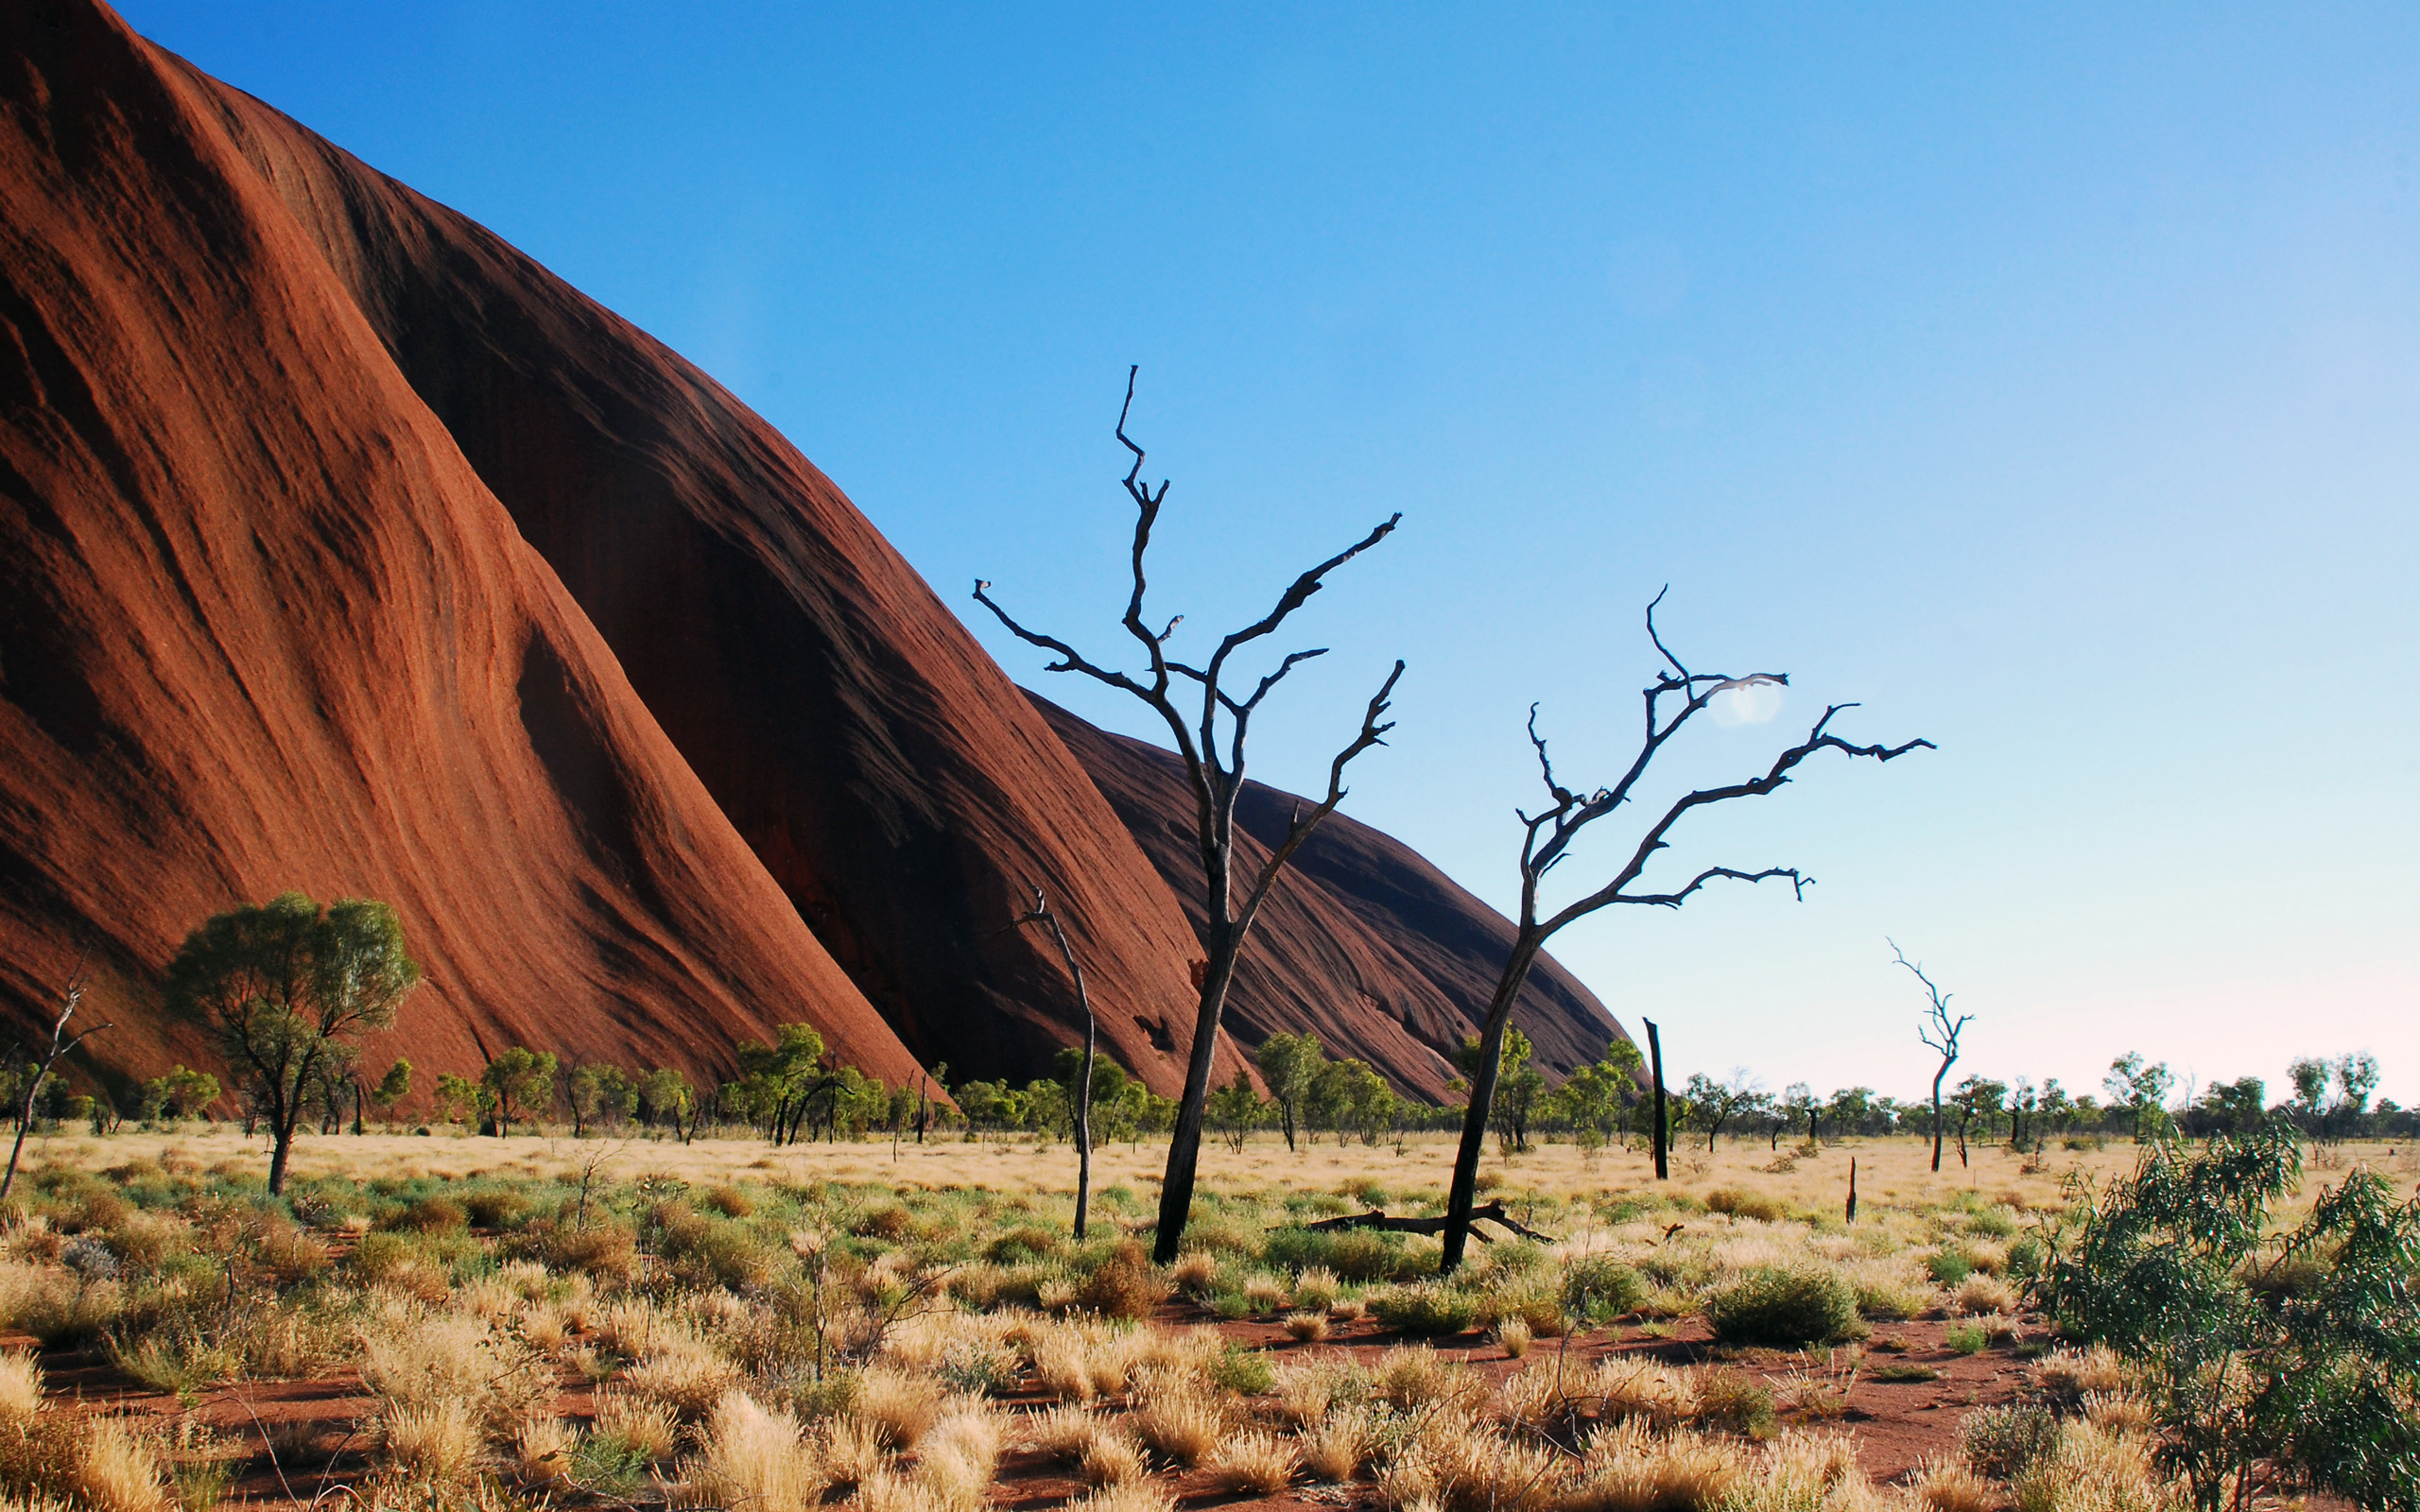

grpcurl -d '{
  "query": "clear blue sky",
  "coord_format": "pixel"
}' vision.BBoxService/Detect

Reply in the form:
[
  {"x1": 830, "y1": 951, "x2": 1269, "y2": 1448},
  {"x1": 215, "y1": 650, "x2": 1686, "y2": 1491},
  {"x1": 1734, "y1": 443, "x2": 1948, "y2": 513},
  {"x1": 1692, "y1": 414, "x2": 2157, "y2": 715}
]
[{"x1": 120, "y1": 2, "x2": 2418, "y2": 1108}]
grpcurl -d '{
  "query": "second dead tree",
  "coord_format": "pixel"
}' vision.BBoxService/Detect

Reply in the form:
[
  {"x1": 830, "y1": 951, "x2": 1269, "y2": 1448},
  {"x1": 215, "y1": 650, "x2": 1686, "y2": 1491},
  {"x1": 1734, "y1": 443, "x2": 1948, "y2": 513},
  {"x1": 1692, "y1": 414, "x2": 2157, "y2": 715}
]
[
  {"x1": 1437, "y1": 593, "x2": 1932, "y2": 1274},
  {"x1": 1008, "y1": 886, "x2": 1098, "y2": 1240},
  {"x1": 1895, "y1": 939, "x2": 1970, "y2": 1174}
]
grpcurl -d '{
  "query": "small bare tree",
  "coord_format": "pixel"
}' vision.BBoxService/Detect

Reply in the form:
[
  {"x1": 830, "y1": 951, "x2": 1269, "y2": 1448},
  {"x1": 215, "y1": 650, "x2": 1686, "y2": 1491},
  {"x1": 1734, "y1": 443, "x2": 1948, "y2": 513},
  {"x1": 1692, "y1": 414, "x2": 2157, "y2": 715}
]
[
  {"x1": 1438, "y1": 593, "x2": 1930, "y2": 1273},
  {"x1": 1893, "y1": 939, "x2": 1969, "y2": 1173},
  {"x1": 976, "y1": 369, "x2": 1404, "y2": 1262},
  {"x1": 2, "y1": 958, "x2": 111, "y2": 1201},
  {"x1": 1007, "y1": 885, "x2": 1098, "y2": 1240}
]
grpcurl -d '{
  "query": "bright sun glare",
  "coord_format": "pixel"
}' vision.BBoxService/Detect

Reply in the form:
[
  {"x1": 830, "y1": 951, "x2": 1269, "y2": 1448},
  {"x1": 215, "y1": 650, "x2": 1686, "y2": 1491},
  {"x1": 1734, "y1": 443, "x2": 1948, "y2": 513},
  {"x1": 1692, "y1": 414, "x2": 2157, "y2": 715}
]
[{"x1": 1707, "y1": 676, "x2": 1785, "y2": 727}]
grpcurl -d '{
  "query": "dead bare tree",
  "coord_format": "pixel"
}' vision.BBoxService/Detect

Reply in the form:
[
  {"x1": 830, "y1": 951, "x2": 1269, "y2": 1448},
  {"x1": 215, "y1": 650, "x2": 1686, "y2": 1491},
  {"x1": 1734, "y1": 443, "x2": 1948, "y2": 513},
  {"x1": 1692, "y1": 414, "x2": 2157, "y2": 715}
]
[
  {"x1": 975, "y1": 368, "x2": 1403, "y2": 1262},
  {"x1": 1007, "y1": 885, "x2": 1099, "y2": 1240},
  {"x1": 1893, "y1": 939, "x2": 1969, "y2": 1173},
  {"x1": 1438, "y1": 593, "x2": 1931, "y2": 1273},
  {"x1": 2, "y1": 957, "x2": 111, "y2": 1202}
]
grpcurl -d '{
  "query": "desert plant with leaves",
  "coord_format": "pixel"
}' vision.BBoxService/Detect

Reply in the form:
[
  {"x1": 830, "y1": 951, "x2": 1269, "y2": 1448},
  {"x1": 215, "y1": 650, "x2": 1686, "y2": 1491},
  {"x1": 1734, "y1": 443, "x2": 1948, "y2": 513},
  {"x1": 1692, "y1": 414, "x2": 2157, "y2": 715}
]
[{"x1": 2042, "y1": 1120, "x2": 2420, "y2": 1512}]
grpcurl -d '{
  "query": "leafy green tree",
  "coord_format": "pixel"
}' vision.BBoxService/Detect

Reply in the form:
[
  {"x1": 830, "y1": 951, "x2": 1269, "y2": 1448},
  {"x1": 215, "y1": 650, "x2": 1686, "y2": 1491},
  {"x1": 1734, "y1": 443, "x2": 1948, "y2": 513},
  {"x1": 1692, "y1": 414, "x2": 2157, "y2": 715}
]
[
  {"x1": 1456, "y1": 1026, "x2": 1545, "y2": 1152},
  {"x1": 140, "y1": 1065, "x2": 221, "y2": 1123},
  {"x1": 2104, "y1": 1052, "x2": 2175, "y2": 1143},
  {"x1": 1555, "y1": 1041, "x2": 1641, "y2": 1150},
  {"x1": 727, "y1": 1025, "x2": 828, "y2": 1143},
  {"x1": 2045, "y1": 1124, "x2": 2420, "y2": 1512},
  {"x1": 1950, "y1": 1075, "x2": 2007, "y2": 1165},
  {"x1": 163, "y1": 892, "x2": 421, "y2": 1194},
  {"x1": 567, "y1": 1062, "x2": 637, "y2": 1137},
  {"x1": 433, "y1": 1073, "x2": 483, "y2": 1126},
  {"x1": 371, "y1": 1058, "x2": 412, "y2": 1123},
  {"x1": 1208, "y1": 1072, "x2": 1265, "y2": 1153},
  {"x1": 2198, "y1": 1076, "x2": 2267, "y2": 1137},
  {"x1": 479, "y1": 1048, "x2": 557, "y2": 1138},
  {"x1": 1780, "y1": 1082, "x2": 1821, "y2": 1146},
  {"x1": 1828, "y1": 1086, "x2": 1875, "y2": 1140},
  {"x1": 1683, "y1": 1070, "x2": 1764, "y2": 1151},
  {"x1": 1253, "y1": 1031, "x2": 1327, "y2": 1152}
]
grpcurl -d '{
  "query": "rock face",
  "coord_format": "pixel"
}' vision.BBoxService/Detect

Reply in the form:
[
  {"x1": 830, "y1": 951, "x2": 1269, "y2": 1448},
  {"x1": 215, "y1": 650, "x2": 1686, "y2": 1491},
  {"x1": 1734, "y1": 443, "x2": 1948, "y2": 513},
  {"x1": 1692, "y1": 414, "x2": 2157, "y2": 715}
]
[
  {"x1": 1032, "y1": 696, "x2": 1623, "y2": 1103},
  {"x1": 0, "y1": 0, "x2": 921, "y2": 1092},
  {"x1": 0, "y1": 0, "x2": 1625, "y2": 1107}
]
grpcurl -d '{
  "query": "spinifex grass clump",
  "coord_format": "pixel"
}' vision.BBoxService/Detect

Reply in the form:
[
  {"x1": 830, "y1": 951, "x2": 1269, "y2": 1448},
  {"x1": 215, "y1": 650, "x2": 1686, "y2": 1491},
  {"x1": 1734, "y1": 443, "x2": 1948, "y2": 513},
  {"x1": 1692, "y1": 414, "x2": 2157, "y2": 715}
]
[
  {"x1": 1703, "y1": 1264, "x2": 1859, "y2": 1348},
  {"x1": 2043, "y1": 1121, "x2": 2420, "y2": 1512}
]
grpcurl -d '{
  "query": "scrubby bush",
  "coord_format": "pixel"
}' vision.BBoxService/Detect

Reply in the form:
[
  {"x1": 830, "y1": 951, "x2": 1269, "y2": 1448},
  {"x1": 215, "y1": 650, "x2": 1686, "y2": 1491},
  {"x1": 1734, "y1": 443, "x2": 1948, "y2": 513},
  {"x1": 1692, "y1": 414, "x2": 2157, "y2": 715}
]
[
  {"x1": 1704, "y1": 1187, "x2": 1785, "y2": 1222},
  {"x1": 1262, "y1": 1227, "x2": 1415, "y2": 1282},
  {"x1": 1074, "y1": 1245, "x2": 1169, "y2": 1320},
  {"x1": 1561, "y1": 1255, "x2": 1647, "y2": 1324},
  {"x1": 1704, "y1": 1265, "x2": 1858, "y2": 1348},
  {"x1": 1369, "y1": 1281, "x2": 1479, "y2": 1336},
  {"x1": 1962, "y1": 1403, "x2": 2059, "y2": 1480}
]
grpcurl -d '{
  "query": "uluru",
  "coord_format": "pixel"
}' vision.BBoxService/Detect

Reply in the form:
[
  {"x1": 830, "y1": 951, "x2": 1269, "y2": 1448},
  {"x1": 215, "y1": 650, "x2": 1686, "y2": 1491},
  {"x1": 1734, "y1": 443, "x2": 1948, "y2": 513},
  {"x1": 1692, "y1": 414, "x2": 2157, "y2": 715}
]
[{"x1": 0, "y1": 0, "x2": 1624, "y2": 1105}]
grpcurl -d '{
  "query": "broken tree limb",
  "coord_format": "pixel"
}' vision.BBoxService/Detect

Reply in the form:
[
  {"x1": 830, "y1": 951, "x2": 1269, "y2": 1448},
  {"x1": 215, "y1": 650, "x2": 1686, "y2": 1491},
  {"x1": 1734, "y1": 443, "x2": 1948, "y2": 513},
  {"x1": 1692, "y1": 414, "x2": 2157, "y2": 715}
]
[{"x1": 1288, "y1": 1199, "x2": 1552, "y2": 1245}]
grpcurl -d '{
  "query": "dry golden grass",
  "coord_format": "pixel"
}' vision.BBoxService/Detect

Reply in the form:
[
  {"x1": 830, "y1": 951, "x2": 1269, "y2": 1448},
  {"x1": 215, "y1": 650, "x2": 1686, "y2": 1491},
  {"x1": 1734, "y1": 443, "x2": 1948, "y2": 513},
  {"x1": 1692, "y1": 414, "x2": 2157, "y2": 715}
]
[
  {"x1": 1129, "y1": 1385, "x2": 1228, "y2": 1467},
  {"x1": 1069, "y1": 1481, "x2": 1176, "y2": 1512},
  {"x1": 511, "y1": 1415, "x2": 579, "y2": 1488},
  {"x1": 1297, "y1": 1404, "x2": 1375, "y2": 1483},
  {"x1": 593, "y1": 1391, "x2": 680, "y2": 1461},
  {"x1": 0, "y1": 1353, "x2": 41, "y2": 1425},
  {"x1": 380, "y1": 1399, "x2": 481, "y2": 1486},
  {"x1": 33, "y1": 1126, "x2": 2306, "y2": 1228},
  {"x1": 67, "y1": 1418, "x2": 171, "y2": 1512},
  {"x1": 1208, "y1": 1431, "x2": 1301, "y2": 1495},
  {"x1": 678, "y1": 1391, "x2": 826, "y2": 1512},
  {"x1": 1283, "y1": 1309, "x2": 1330, "y2": 1342},
  {"x1": 1911, "y1": 1456, "x2": 2000, "y2": 1512},
  {"x1": 1080, "y1": 1429, "x2": 1148, "y2": 1486},
  {"x1": 850, "y1": 1366, "x2": 943, "y2": 1450},
  {"x1": 1563, "y1": 1421, "x2": 1746, "y2": 1512}
]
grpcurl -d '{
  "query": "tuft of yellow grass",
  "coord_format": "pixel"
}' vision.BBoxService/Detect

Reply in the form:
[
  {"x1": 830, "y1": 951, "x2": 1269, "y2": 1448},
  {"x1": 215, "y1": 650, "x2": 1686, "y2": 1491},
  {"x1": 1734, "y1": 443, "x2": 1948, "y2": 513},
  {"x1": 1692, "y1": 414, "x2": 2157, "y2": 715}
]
[
  {"x1": 1068, "y1": 1482, "x2": 1177, "y2": 1512},
  {"x1": 1562, "y1": 1420, "x2": 1745, "y2": 1512},
  {"x1": 1210, "y1": 1430, "x2": 1302, "y2": 1494},
  {"x1": 1080, "y1": 1429, "x2": 1147, "y2": 1487},
  {"x1": 512, "y1": 1416, "x2": 580, "y2": 1488},
  {"x1": 2012, "y1": 1421, "x2": 2169, "y2": 1512},
  {"x1": 624, "y1": 1333, "x2": 743, "y2": 1421},
  {"x1": 677, "y1": 1391, "x2": 826, "y2": 1512},
  {"x1": 850, "y1": 1366, "x2": 942, "y2": 1451},
  {"x1": 0, "y1": 1351, "x2": 43, "y2": 1424},
  {"x1": 914, "y1": 1402, "x2": 1001, "y2": 1512},
  {"x1": 1130, "y1": 1385, "x2": 1228, "y2": 1468},
  {"x1": 2036, "y1": 1347, "x2": 2124, "y2": 1398},
  {"x1": 1953, "y1": 1274, "x2": 2019, "y2": 1315},
  {"x1": 1298, "y1": 1403, "x2": 1375, "y2": 1483},
  {"x1": 380, "y1": 1399, "x2": 482, "y2": 1486},
  {"x1": 1284, "y1": 1310, "x2": 1331, "y2": 1343},
  {"x1": 593, "y1": 1392, "x2": 680, "y2": 1462},
  {"x1": 1911, "y1": 1456, "x2": 1999, "y2": 1512}
]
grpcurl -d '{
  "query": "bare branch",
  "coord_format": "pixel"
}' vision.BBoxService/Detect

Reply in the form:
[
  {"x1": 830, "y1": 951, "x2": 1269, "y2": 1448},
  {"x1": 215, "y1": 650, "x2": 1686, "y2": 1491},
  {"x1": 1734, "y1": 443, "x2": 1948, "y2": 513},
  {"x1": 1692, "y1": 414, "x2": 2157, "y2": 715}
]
[
  {"x1": 1644, "y1": 585, "x2": 1685, "y2": 678},
  {"x1": 1236, "y1": 659, "x2": 1405, "y2": 924},
  {"x1": 1201, "y1": 513, "x2": 1402, "y2": 699},
  {"x1": 1610, "y1": 864, "x2": 1807, "y2": 909}
]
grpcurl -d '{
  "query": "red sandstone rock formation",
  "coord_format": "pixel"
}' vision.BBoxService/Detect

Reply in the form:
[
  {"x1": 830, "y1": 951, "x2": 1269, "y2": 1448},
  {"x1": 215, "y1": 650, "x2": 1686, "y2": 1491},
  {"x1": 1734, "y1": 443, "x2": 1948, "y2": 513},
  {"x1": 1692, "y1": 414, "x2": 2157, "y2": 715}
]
[
  {"x1": 0, "y1": 0, "x2": 923, "y2": 1096},
  {"x1": 0, "y1": 0, "x2": 1626, "y2": 1108}
]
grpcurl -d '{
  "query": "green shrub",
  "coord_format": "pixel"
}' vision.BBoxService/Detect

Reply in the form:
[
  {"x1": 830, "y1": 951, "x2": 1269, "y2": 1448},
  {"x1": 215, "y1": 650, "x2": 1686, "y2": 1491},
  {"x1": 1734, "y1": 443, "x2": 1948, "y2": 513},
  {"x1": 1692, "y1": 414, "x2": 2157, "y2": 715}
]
[
  {"x1": 1703, "y1": 1265, "x2": 1858, "y2": 1348},
  {"x1": 986, "y1": 1226, "x2": 1063, "y2": 1263},
  {"x1": 2043, "y1": 1122, "x2": 2420, "y2": 1512},
  {"x1": 1704, "y1": 1187, "x2": 1785, "y2": 1223},
  {"x1": 1926, "y1": 1249, "x2": 1974, "y2": 1286},
  {"x1": 1964, "y1": 1206, "x2": 2018, "y2": 1238},
  {"x1": 380, "y1": 1195, "x2": 467, "y2": 1234},
  {"x1": 462, "y1": 1190, "x2": 527, "y2": 1229},
  {"x1": 1696, "y1": 1370, "x2": 1776, "y2": 1438},
  {"x1": 1263, "y1": 1226, "x2": 1411, "y2": 1281},
  {"x1": 1561, "y1": 1255, "x2": 1648, "y2": 1324},
  {"x1": 1370, "y1": 1281, "x2": 1480, "y2": 1336},
  {"x1": 1208, "y1": 1344, "x2": 1274, "y2": 1395},
  {"x1": 1945, "y1": 1321, "x2": 1990, "y2": 1354},
  {"x1": 1962, "y1": 1403, "x2": 2058, "y2": 1479}
]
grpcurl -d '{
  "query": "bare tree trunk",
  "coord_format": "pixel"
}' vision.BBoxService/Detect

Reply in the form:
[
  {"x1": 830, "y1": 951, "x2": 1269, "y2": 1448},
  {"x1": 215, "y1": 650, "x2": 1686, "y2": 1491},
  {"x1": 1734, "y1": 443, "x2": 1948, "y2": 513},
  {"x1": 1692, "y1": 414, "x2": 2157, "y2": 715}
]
[
  {"x1": 1647, "y1": 1020, "x2": 1670, "y2": 1181},
  {"x1": 1011, "y1": 887, "x2": 1099, "y2": 1243},
  {"x1": 1930, "y1": 1069, "x2": 1948, "y2": 1173},
  {"x1": 1440, "y1": 940, "x2": 1539, "y2": 1272},
  {"x1": 0, "y1": 966, "x2": 106, "y2": 1204}
]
